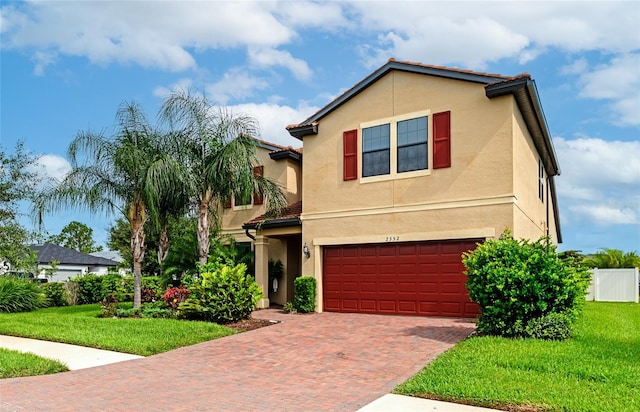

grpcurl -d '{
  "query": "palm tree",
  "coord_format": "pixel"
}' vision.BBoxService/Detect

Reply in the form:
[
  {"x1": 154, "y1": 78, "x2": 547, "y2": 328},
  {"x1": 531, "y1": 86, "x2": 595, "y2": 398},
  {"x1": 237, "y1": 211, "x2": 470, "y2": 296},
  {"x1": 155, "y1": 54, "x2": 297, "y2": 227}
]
[
  {"x1": 150, "y1": 132, "x2": 191, "y2": 270},
  {"x1": 35, "y1": 102, "x2": 176, "y2": 308},
  {"x1": 160, "y1": 90, "x2": 287, "y2": 264},
  {"x1": 583, "y1": 248, "x2": 640, "y2": 268}
]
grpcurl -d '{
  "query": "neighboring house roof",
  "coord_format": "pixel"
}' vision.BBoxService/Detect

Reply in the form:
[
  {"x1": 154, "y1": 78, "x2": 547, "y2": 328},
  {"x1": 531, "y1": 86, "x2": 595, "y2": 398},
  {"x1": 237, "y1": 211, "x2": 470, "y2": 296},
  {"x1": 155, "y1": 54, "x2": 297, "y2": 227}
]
[
  {"x1": 30, "y1": 244, "x2": 118, "y2": 267},
  {"x1": 243, "y1": 201, "x2": 303, "y2": 229},
  {"x1": 90, "y1": 250, "x2": 124, "y2": 263}
]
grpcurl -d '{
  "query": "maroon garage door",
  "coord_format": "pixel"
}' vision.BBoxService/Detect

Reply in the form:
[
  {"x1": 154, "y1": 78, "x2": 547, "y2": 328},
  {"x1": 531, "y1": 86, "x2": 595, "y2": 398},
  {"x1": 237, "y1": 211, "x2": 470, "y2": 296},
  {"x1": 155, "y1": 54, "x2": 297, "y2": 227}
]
[{"x1": 323, "y1": 239, "x2": 481, "y2": 317}]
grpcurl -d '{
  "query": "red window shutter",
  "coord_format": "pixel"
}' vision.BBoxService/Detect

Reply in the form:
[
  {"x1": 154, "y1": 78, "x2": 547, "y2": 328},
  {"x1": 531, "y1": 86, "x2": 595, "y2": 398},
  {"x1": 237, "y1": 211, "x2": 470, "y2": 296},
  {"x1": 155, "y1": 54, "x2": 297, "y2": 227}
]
[
  {"x1": 343, "y1": 129, "x2": 358, "y2": 180},
  {"x1": 433, "y1": 111, "x2": 451, "y2": 169},
  {"x1": 253, "y1": 165, "x2": 264, "y2": 205}
]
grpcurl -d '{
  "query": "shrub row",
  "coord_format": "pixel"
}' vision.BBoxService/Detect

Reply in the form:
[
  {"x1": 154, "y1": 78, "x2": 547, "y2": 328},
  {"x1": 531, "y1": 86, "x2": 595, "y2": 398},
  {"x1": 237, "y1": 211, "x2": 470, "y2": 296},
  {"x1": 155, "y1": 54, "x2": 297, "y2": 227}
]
[{"x1": 70, "y1": 273, "x2": 163, "y2": 305}]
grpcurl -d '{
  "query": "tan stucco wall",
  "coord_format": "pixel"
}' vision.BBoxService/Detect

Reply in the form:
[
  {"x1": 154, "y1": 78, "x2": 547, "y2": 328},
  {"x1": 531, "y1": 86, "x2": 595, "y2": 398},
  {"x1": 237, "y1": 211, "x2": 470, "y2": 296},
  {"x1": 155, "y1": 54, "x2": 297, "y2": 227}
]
[
  {"x1": 221, "y1": 146, "x2": 301, "y2": 234},
  {"x1": 302, "y1": 71, "x2": 515, "y2": 217},
  {"x1": 511, "y1": 99, "x2": 558, "y2": 243}
]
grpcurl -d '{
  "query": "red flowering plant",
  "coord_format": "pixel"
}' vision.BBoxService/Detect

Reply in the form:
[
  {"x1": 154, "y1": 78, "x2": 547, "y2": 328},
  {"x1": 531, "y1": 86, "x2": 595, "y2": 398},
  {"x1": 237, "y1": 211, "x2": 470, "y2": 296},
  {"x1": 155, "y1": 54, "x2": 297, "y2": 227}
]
[{"x1": 162, "y1": 286, "x2": 190, "y2": 311}]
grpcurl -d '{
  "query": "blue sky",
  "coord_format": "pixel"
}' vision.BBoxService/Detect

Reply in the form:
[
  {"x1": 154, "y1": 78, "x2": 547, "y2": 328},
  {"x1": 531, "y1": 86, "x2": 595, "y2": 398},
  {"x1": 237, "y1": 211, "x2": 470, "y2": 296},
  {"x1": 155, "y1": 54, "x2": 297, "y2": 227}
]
[{"x1": 1, "y1": 1, "x2": 638, "y2": 254}]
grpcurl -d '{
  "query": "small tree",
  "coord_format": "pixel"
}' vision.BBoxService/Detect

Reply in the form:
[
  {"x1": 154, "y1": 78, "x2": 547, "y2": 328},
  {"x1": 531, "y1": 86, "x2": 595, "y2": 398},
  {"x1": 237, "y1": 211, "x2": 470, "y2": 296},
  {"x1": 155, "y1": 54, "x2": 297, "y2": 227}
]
[
  {"x1": 47, "y1": 221, "x2": 103, "y2": 253},
  {"x1": 583, "y1": 249, "x2": 640, "y2": 269},
  {"x1": 463, "y1": 231, "x2": 591, "y2": 339}
]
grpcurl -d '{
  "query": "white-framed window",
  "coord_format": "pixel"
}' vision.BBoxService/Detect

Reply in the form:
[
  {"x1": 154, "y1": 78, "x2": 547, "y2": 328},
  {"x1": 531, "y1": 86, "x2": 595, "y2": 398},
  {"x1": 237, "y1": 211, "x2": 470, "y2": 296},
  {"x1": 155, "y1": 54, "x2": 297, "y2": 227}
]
[
  {"x1": 538, "y1": 159, "x2": 545, "y2": 202},
  {"x1": 360, "y1": 109, "x2": 431, "y2": 182}
]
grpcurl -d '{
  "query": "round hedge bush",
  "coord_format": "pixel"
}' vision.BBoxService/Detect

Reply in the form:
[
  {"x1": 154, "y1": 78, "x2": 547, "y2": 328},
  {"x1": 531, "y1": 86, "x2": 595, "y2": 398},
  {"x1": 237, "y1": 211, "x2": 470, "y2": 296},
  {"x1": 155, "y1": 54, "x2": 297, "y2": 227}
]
[{"x1": 463, "y1": 231, "x2": 591, "y2": 339}]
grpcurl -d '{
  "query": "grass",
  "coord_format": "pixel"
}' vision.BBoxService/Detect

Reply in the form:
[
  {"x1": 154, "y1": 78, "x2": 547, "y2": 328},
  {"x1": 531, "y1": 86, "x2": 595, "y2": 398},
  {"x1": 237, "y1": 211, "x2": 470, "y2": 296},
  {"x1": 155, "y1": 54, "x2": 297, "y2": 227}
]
[
  {"x1": 0, "y1": 304, "x2": 236, "y2": 356},
  {"x1": 0, "y1": 348, "x2": 68, "y2": 378},
  {"x1": 395, "y1": 302, "x2": 640, "y2": 411}
]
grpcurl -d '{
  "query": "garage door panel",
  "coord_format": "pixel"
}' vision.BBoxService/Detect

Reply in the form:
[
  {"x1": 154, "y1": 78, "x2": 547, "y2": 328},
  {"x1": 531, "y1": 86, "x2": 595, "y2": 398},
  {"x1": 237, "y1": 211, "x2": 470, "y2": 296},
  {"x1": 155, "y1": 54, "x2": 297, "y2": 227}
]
[
  {"x1": 378, "y1": 300, "x2": 397, "y2": 312},
  {"x1": 399, "y1": 281, "x2": 417, "y2": 293},
  {"x1": 323, "y1": 240, "x2": 480, "y2": 317}
]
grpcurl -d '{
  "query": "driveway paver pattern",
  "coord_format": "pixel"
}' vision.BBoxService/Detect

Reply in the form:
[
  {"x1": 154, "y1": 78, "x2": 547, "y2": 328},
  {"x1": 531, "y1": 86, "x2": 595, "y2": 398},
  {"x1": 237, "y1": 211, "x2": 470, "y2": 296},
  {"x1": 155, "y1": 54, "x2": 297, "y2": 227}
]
[{"x1": 0, "y1": 309, "x2": 475, "y2": 411}]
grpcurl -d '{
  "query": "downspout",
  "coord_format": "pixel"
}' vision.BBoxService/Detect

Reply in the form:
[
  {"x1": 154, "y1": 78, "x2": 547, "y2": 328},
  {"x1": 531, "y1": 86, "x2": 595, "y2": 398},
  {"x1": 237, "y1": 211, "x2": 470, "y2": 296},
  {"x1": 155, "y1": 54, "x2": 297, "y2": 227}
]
[
  {"x1": 545, "y1": 174, "x2": 549, "y2": 238},
  {"x1": 245, "y1": 228, "x2": 256, "y2": 241}
]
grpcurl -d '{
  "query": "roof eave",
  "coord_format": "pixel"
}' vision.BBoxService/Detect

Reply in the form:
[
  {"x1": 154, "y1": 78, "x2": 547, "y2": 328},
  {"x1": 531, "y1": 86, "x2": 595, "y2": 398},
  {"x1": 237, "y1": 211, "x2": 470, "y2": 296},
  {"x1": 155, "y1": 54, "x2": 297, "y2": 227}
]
[
  {"x1": 269, "y1": 149, "x2": 302, "y2": 162},
  {"x1": 287, "y1": 124, "x2": 317, "y2": 140},
  {"x1": 242, "y1": 217, "x2": 302, "y2": 230}
]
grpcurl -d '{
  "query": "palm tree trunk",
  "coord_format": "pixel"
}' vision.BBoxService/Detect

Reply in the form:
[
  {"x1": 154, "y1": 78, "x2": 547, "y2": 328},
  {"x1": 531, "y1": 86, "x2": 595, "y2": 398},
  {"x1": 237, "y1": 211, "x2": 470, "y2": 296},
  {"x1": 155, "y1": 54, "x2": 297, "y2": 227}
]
[
  {"x1": 130, "y1": 202, "x2": 146, "y2": 308},
  {"x1": 197, "y1": 193, "x2": 211, "y2": 265},
  {"x1": 157, "y1": 226, "x2": 169, "y2": 267}
]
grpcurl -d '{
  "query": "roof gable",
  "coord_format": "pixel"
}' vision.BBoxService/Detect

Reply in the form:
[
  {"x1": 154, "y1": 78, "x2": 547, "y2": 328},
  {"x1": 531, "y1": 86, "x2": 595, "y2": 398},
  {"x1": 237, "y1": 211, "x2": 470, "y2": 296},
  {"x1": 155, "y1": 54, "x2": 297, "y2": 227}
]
[{"x1": 286, "y1": 58, "x2": 524, "y2": 136}]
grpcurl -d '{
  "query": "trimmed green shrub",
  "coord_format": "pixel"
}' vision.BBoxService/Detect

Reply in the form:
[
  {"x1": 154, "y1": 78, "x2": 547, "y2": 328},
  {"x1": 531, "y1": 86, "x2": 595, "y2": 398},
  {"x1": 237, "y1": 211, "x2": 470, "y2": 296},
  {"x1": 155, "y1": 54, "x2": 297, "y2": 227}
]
[
  {"x1": 69, "y1": 274, "x2": 104, "y2": 304},
  {"x1": 117, "y1": 275, "x2": 163, "y2": 302},
  {"x1": 0, "y1": 277, "x2": 45, "y2": 312},
  {"x1": 293, "y1": 276, "x2": 316, "y2": 313},
  {"x1": 526, "y1": 312, "x2": 572, "y2": 340},
  {"x1": 463, "y1": 230, "x2": 591, "y2": 338},
  {"x1": 179, "y1": 261, "x2": 263, "y2": 323},
  {"x1": 100, "y1": 272, "x2": 125, "y2": 300},
  {"x1": 41, "y1": 282, "x2": 69, "y2": 307}
]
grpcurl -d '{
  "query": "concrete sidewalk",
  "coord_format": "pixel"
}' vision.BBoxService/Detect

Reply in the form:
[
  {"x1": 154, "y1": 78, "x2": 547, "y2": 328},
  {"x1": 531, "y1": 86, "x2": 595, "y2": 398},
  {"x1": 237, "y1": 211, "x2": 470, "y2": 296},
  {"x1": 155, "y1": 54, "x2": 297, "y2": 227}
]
[{"x1": 0, "y1": 335, "x2": 142, "y2": 370}]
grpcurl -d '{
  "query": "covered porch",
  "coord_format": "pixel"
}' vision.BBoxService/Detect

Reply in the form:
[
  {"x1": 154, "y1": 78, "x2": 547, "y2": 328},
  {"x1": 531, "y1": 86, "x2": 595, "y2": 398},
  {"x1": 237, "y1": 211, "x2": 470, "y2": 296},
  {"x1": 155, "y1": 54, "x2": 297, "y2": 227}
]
[{"x1": 243, "y1": 201, "x2": 303, "y2": 308}]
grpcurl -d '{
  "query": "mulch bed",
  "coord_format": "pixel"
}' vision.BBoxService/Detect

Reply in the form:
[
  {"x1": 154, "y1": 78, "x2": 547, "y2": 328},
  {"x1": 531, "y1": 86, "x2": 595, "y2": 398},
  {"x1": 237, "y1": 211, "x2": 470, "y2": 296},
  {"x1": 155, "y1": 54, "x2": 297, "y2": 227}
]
[{"x1": 224, "y1": 317, "x2": 277, "y2": 332}]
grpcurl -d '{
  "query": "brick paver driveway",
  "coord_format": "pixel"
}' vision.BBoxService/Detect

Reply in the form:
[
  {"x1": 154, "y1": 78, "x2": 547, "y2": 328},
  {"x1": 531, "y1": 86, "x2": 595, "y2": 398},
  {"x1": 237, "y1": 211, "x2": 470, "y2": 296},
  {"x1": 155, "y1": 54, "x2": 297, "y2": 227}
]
[{"x1": 0, "y1": 309, "x2": 475, "y2": 411}]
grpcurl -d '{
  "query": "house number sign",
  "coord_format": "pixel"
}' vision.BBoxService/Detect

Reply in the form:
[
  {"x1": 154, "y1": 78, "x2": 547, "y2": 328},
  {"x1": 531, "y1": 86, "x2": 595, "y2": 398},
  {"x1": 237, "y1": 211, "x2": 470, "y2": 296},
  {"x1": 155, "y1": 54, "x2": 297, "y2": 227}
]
[{"x1": 385, "y1": 236, "x2": 400, "y2": 242}]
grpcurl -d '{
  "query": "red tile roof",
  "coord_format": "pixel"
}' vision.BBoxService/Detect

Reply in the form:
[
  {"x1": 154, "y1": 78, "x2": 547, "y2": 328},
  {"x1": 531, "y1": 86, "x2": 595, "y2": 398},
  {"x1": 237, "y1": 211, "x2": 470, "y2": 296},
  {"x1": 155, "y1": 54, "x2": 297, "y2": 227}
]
[{"x1": 244, "y1": 201, "x2": 302, "y2": 226}]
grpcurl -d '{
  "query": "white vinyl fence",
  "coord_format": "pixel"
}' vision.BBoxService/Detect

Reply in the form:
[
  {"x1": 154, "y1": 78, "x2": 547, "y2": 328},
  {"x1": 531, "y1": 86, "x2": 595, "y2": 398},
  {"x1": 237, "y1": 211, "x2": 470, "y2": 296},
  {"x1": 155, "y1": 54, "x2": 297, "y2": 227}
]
[{"x1": 586, "y1": 268, "x2": 639, "y2": 303}]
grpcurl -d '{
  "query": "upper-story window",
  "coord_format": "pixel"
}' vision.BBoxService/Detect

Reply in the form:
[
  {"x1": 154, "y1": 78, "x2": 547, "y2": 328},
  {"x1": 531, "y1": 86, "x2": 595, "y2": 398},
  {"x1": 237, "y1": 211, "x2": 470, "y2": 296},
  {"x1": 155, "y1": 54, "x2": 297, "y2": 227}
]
[
  {"x1": 538, "y1": 159, "x2": 545, "y2": 202},
  {"x1": 362, "y1": 124, "x2": 390, "y2": 177},
  {"x1": 234, "y1": 192, "x2": 252, "y2": 207},
  {"x1": 397, "y1": 117, "x2": 428, "y2": 173},
  {"x1": 360, "y1": 112, "x2": 430, "y2": 180},
  {"x1": 342, "y1": 110, "x2": 449, "y2": 182}
]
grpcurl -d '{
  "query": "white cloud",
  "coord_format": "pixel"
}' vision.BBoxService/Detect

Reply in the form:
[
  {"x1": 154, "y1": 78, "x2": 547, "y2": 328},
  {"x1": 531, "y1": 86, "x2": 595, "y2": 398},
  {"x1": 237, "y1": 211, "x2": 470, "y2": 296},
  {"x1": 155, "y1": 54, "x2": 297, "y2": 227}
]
[
  {"x1": 152, "y1": 78, "x2": 194, "y2": 99},
  {"x1": 1, "y1": 1, "x2": 294, "y2": 73},
  {"x1": 348, "y1": 1, "x2": 640, "y2": 69},
  {"x1": 248, "y1": 48, "x2": 312, "y2": 81},
  {"x1": 30, "y1": 154, "x2": 71, "y2": 184},
  {"x1": 227, "y1": 102, "x2": 319, "y2": 147},
  {"x1": 206, "y1": 68, "x2": 270, "y2": 105},
  {"x1": 554, "y1": 136, "x2": 640, "y2": 226},
  {"x1": 569, "y1": 204, "x2": 639, "y2": 226},
  {"x1": 560, "y1": 58, "x2": 589, "y2": 76},
  {"x1": 575, "y1": 53, "x2": 640, "y2": 126}
]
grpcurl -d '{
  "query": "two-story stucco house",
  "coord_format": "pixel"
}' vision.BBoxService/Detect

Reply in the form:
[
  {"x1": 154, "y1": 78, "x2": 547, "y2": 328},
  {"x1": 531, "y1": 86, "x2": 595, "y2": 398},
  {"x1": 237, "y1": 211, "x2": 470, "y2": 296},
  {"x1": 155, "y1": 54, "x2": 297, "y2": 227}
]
[{"x1": 223, "y1": 59, "x2": 561, "y2": 317}]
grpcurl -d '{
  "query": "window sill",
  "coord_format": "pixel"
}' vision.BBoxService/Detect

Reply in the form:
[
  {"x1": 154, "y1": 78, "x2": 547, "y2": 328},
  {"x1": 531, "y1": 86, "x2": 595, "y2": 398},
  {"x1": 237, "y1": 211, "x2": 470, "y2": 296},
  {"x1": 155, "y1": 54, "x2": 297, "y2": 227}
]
[{"x1": 359, "y1": 168, "x2": 432, "y2": 184}]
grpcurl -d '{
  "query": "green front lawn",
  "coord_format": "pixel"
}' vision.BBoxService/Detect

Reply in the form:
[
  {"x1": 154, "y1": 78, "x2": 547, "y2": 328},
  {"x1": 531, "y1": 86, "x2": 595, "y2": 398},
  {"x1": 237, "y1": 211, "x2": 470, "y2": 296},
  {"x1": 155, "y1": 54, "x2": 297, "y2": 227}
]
[
  {"x1": 395, "y1": 302, "x2": 640, "y2": 411},
  {"x1": 0, "y1": 304, "x2": 236, "y2": 356},
  {"x1": 0, "y1": 348, "x2": 68, "y2": 378}
]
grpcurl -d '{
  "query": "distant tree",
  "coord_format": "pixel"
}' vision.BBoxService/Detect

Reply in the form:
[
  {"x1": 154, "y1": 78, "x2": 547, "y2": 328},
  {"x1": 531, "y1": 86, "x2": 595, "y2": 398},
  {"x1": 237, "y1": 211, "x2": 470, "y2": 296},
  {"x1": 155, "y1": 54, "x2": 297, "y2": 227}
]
[
  {"x1": 0, "y1": 142, "x2": 41, "y2": 273},
  {"x1": 0, "y1": 220, "x2": 37, "y2": 273},
  {"x1": 583, "y1": 249, "x2": 640, "y2": 269},
  {"x1": 0, "y1": 142, "x2": 40, "y2": 222},
  {"x1": 47, "y1": 221, "x2": 103, "y2": 253}
]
